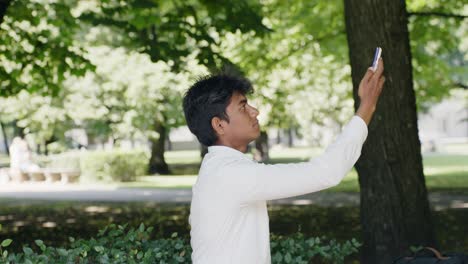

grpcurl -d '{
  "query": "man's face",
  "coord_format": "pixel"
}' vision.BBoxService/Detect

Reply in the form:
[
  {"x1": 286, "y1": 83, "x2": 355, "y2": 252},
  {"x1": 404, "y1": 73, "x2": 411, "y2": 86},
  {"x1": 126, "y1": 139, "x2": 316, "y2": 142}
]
[{"x1": 222, "y1": 92, "x2": 260, "y2": 145}]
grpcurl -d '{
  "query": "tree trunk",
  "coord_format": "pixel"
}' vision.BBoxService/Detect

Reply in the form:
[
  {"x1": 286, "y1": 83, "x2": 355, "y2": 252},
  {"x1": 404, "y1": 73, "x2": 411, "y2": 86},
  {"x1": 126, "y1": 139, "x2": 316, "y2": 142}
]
[
  {"x1": 44, "y1": 134, "x2": 57, "y2": 156},
  {"x1": 12, "y1": 121, "x2": 25, "y2": 138},
  {"x1": 254, "y1": 131, "x2": 269, "y2": 162},
  {"x1": 148, "y1": 121, "x2": 170, "y2": 175},
  {"x1": 344, "y1": 1, "x2": 436, "y2": 262},
  {"x1": 0, "y1": 121, "x2": 9, "y2": 155},
  {"x1": 287, "y1": 128, "x2": 293, "y2": 147},
  {"x1": 166, "y1": 133, "x2": 172, "y2": 151}
]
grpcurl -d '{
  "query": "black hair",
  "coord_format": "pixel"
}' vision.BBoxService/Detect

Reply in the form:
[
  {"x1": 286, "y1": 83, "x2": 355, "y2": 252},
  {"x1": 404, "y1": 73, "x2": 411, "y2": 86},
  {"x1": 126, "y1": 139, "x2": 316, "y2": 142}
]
[{"x1": 182, "y1": 74, "x2": 254, "y2": 146}]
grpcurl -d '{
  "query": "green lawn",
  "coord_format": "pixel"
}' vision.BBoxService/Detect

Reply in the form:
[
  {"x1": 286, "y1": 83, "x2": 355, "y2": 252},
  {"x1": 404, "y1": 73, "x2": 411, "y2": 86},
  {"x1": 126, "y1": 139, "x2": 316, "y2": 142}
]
[{"x1": 119, "y1": 146, "x2": 468, "y2": 193}]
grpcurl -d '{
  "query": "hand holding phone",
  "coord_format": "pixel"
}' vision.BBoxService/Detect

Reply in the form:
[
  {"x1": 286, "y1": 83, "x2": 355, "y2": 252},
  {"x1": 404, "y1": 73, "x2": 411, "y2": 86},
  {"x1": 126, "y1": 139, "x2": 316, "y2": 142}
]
[
  {"x1": 370, "y1": 47, "x2": 382, "y2": 72},
  {"x1": 356, "y1": 47, "x2": 386, "y2": 125}
]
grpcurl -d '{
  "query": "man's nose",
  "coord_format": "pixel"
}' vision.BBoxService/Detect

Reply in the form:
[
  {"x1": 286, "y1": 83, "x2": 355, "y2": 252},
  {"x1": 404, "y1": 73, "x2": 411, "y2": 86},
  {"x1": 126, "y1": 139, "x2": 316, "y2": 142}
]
[{"x1": 250, "y1": 106, "x2": 259, "y2": 117}]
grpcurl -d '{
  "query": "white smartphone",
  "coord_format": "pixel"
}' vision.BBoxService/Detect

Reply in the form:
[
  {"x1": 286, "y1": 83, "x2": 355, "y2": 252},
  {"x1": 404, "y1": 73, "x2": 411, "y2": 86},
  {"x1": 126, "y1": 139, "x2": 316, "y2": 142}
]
[{"x1": 371, "y1": 47, "x2": 382, "y2": 72}]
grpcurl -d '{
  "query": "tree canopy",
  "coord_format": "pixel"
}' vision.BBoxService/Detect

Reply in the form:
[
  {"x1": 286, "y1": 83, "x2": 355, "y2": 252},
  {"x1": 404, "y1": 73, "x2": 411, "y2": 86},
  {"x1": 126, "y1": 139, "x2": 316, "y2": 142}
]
[{"x1": 0, "y1": 0, "x2": 465, "y2": 150}]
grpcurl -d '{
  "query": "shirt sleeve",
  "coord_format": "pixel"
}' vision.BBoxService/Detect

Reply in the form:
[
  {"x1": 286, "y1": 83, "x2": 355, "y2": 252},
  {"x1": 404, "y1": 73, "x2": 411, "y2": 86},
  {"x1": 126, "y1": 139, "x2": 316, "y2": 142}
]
[{"x1": 222, "y1": 115, "x2": 368, "y2": 203}]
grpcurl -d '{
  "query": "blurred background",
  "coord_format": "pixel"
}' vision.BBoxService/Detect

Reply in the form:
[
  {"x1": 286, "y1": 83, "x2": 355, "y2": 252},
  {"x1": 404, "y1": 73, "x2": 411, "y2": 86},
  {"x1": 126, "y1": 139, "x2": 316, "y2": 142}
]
[{"x1": 0, "y1": 0, "x2": 466, "y2": 262}]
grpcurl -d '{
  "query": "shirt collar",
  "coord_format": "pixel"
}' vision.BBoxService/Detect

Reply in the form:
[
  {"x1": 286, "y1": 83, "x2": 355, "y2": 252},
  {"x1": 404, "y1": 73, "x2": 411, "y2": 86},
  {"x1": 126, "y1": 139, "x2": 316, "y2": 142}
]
[{"x1": 207, "y1": 145, "x2": 248, "y2": 159}]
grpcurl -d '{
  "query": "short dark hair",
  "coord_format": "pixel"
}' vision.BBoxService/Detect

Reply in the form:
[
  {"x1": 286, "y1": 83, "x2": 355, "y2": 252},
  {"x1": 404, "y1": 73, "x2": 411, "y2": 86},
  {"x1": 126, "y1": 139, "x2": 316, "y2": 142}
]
[{"x1": 183, "y1": 74, "x2": 254, "y2": 146}]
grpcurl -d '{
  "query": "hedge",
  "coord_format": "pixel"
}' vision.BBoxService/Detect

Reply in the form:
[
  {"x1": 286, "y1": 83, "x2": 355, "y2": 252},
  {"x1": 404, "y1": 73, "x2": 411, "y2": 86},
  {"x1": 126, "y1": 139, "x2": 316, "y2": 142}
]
[
  {"x1": 0, "y1": 223, "x2": 360, "y2": 264},
  {"x1": 79, "y1": 150, "x2": 149, "y2": 182},
  {"x1": 39, "y1": 149, "x2": 149, "y2": 183}
]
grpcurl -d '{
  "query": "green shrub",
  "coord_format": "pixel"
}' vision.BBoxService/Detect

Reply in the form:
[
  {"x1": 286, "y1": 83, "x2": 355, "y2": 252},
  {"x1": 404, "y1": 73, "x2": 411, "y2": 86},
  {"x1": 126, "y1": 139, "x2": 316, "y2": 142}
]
[
  {"x1": 0, "y1": 223, "x2": 360, "y2": 264},
  {"x1": 270, "y1": 233, "x2": 361, "y2": 264},
  {"x1": 47, "y1": 151, "x2": 82, "y2": 170},
  {"x1": 80, "y1": 149, "x2": 149, "y2": 182},
  {"x1": 35, "y1": 149, "x2": 149, "y2": 183}
]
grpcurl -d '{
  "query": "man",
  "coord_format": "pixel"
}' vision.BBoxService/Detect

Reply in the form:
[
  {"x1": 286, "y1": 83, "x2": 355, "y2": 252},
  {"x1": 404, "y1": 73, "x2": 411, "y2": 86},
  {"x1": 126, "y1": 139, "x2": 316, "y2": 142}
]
[{"x1": 183, "y1": 59, "x2": 385, "y2": 263}]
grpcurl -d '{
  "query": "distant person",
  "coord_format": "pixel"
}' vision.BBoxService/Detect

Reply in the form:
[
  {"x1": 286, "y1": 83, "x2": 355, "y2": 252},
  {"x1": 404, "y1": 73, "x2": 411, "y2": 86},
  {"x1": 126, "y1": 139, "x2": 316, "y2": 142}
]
[
  {"x1": 9, "y1": 136, "x2": 40, "y2": 178},
  {"x1": 183, "y1": 59, "x2": 385, "y2": 263}
]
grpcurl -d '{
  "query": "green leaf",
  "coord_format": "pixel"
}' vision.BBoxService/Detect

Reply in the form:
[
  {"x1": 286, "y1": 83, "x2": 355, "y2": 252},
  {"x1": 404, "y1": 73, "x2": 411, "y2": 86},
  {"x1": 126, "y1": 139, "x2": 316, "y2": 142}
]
[
  {"x1": 94, "y1": 246, "x2": 105, "y2": 252},
  {"x1": 1, "y1": 239, "x2": 12, "y2": 247},
  {"x1": 57, "y1": 248, "x2": 68, "y2": 256},
  {"x1": 23, "y1": 246, "x2": 33, "y2": 255},
  {"x1": 35, "y1": 239, "x2": 44, "y2": 247}
]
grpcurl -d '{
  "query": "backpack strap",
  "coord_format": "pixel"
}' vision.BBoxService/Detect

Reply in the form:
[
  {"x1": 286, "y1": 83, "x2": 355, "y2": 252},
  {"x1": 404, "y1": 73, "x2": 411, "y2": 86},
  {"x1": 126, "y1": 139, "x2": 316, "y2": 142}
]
[{"x1": 424, "y1": 247, "x2": 450, "y2": 260}]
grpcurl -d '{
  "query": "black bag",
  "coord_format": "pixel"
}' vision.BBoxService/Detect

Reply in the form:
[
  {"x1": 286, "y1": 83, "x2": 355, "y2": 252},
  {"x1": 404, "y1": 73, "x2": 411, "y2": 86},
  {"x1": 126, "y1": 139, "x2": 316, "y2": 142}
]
[{"x1": 393, "y1": 247, "x2": 468, "y2": 264}]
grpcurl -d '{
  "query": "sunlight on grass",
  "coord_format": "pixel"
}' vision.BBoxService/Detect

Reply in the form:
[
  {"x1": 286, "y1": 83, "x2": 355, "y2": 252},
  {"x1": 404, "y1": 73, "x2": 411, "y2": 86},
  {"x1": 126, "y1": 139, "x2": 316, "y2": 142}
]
[
  {"x1": 119, "y1": 175, "x2": 197, "y2": 189},
  {"x1": 124, "y1": 147, "x2": 468, "y2": 191},
  {"x1": 165, "y1": 150, "x2": 200, "y2": 164}
]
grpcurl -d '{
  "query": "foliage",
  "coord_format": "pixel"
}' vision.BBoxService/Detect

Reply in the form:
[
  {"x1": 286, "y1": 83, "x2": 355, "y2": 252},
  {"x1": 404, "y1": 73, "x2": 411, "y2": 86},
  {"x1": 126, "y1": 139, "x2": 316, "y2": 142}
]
[
  {"x1": 407, "y1": 1, "x2": 468, "y2": 110},
  {"x1": 270, "y1": 232, "x2": 360, "y2": 264},
  {"x1": 80, "y1": 149, "x2": 149, "y2": 182},
  {"x1": 0, "y1": 90, "x2": 72, "y2": 148},
  {"x1": 43, "y1": 151, "x2": 82, "y2": 171},
  {"x1": 221, "y1": 0, "x2": 467, "y2": 144},
  {"x1": 0, "y1": 223, "x2": 360, "y2": 264},
  {"x1": 0, "y1": 0, "x2": 94, "y2": 96},
  {"x1": 65, "y1": 46, "x2": 205, "y2": 144},
  {"x1": 77, "y1": 0, "x2": 270, "y2": 71},
  {"x1": 0, "y1": 46, "x2": 205, "y2": 153},
  {"x1": 220, "y1": 0, "x2": 363, "y2": 144}
]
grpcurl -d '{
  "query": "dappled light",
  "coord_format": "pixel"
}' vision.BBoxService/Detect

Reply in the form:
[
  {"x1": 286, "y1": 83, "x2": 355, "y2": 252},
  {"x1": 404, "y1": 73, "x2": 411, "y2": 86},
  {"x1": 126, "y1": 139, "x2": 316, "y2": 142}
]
[
  {"x1": 0, "y1": 0, "x2": 466, "y2": 261},
  {"x1": 1, "y1": 202, "x2": 466, "y2": 254}
]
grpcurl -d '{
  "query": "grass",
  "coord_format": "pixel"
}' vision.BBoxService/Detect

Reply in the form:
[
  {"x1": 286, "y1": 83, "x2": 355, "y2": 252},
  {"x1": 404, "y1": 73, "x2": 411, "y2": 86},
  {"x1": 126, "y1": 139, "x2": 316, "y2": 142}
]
[{"x1": 117, "y1": 145, "x2": 468, "y2": 193}]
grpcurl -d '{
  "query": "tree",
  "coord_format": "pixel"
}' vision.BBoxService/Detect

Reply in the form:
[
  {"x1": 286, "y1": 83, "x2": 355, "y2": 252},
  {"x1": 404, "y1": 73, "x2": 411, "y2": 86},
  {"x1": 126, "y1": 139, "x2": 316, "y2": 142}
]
[
  {"x1": 344, "y1": 1, "x2": 440, "y2": 262},
  {"x1": 220, "y1": 0, "x2": 355, "y2": 159},
  {"x1": 224, "y1": 0, "x2": 467, "y2": 158},
  {"x1": 0, "y1": 0, "x2": 93, "y2": 96},
  {"x1": 0, "y1": 90, "x2": 72, "y2": 154},
  {"x1": 74, "y1": 0, "x2": 270, "y2": 167},
  {"x1": 66, "y1": 46, "x2": 206, "y2": 174},
  {"x1": 77, "y1": 0, "x2": 270, "y2": 71}
]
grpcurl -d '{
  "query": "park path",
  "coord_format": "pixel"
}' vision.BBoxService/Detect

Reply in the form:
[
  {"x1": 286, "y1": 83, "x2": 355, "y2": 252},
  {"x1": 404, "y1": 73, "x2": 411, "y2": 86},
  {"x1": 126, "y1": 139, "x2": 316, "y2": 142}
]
[{"x1": 0, "y1": 183, "x2": 467, "y2": 210}]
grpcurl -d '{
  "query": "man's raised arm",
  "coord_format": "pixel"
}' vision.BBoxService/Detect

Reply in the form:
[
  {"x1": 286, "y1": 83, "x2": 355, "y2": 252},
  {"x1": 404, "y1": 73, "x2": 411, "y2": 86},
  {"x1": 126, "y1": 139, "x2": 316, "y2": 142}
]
[{"x1": 223, "y1": 59, "x2": 386, "y2": 203}]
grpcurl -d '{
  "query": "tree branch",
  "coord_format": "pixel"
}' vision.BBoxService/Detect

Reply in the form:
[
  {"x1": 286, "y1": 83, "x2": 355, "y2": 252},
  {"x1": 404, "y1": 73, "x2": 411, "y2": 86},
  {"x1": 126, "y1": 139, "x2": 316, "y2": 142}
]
[
  {"x1": 262, "y1": 30, "x2": 345, "y2": 70},
  {"x1": 408, "y1": 11, "x2": 468, "y2": 20}
]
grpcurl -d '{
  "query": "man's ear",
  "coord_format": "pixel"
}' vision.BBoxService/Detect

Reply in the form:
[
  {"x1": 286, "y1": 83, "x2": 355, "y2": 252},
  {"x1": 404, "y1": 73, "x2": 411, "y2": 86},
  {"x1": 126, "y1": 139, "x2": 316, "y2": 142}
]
[{"x1": 211, "y1": 117, "x2": 226, "y2": 136}]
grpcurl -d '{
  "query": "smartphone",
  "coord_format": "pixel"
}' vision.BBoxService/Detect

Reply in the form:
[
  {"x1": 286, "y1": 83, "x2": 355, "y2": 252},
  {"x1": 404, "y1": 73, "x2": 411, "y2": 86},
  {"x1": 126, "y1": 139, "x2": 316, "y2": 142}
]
[{"x1": 371, "y1": 47, "x2": 382, "y2": 72}]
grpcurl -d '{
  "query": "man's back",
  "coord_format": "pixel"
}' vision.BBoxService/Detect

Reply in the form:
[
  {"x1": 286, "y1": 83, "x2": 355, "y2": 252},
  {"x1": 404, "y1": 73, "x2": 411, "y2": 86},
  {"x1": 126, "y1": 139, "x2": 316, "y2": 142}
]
[{"x1": 190, "y1": 147, "x2": 271, "y2": 264}]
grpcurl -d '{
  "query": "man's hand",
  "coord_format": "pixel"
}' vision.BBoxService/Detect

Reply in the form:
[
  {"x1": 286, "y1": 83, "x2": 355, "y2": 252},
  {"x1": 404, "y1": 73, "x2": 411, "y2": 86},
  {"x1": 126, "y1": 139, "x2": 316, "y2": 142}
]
[{"x1": 356, "y1": 58, "x2": 385, "y2": 125}]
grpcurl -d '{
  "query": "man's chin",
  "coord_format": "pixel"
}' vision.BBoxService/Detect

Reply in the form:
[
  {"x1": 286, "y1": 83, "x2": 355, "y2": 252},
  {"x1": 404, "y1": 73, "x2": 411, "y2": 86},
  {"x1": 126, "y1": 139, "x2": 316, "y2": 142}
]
[{"x1": 253, "y1": 130, "x2": 261, "y2": 139}]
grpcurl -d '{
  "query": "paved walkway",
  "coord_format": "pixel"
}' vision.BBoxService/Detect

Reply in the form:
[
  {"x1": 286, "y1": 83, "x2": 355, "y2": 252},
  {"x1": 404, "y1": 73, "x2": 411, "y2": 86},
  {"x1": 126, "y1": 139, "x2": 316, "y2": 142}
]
[{"x1": 0, "y1": 183, "x2": 467, "y2": 209}]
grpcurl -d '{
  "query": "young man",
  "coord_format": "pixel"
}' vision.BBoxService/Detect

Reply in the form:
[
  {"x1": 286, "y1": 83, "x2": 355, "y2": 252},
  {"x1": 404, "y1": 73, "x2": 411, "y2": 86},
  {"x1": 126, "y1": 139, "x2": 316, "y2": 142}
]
[{"x1": 183, "y1": 59, "x2": 385, "y2": 263}]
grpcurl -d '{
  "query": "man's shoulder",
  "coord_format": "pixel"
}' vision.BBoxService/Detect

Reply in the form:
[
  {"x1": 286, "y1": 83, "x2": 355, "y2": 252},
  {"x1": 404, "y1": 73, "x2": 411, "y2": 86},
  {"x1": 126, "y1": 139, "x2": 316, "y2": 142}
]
[
  {"x1": 198, "y1": 154, "x2": 256, "y2": 181},
  {"x1": 202, "y1": 152, "x2": 253, "y2": 167}
]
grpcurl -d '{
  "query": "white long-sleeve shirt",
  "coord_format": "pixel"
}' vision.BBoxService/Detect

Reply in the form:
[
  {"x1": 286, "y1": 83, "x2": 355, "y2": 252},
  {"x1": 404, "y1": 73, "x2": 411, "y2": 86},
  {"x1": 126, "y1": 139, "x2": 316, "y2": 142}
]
[{"x1": 189, "y1": 115, "x2": 368, "y2": 264}]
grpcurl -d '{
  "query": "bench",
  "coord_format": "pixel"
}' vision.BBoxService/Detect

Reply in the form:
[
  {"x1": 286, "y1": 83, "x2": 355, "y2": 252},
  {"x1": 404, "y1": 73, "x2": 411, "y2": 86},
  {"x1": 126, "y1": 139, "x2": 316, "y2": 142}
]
[{"x1": 0, "y1": 167, "x2": 80, "y2": 184}]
